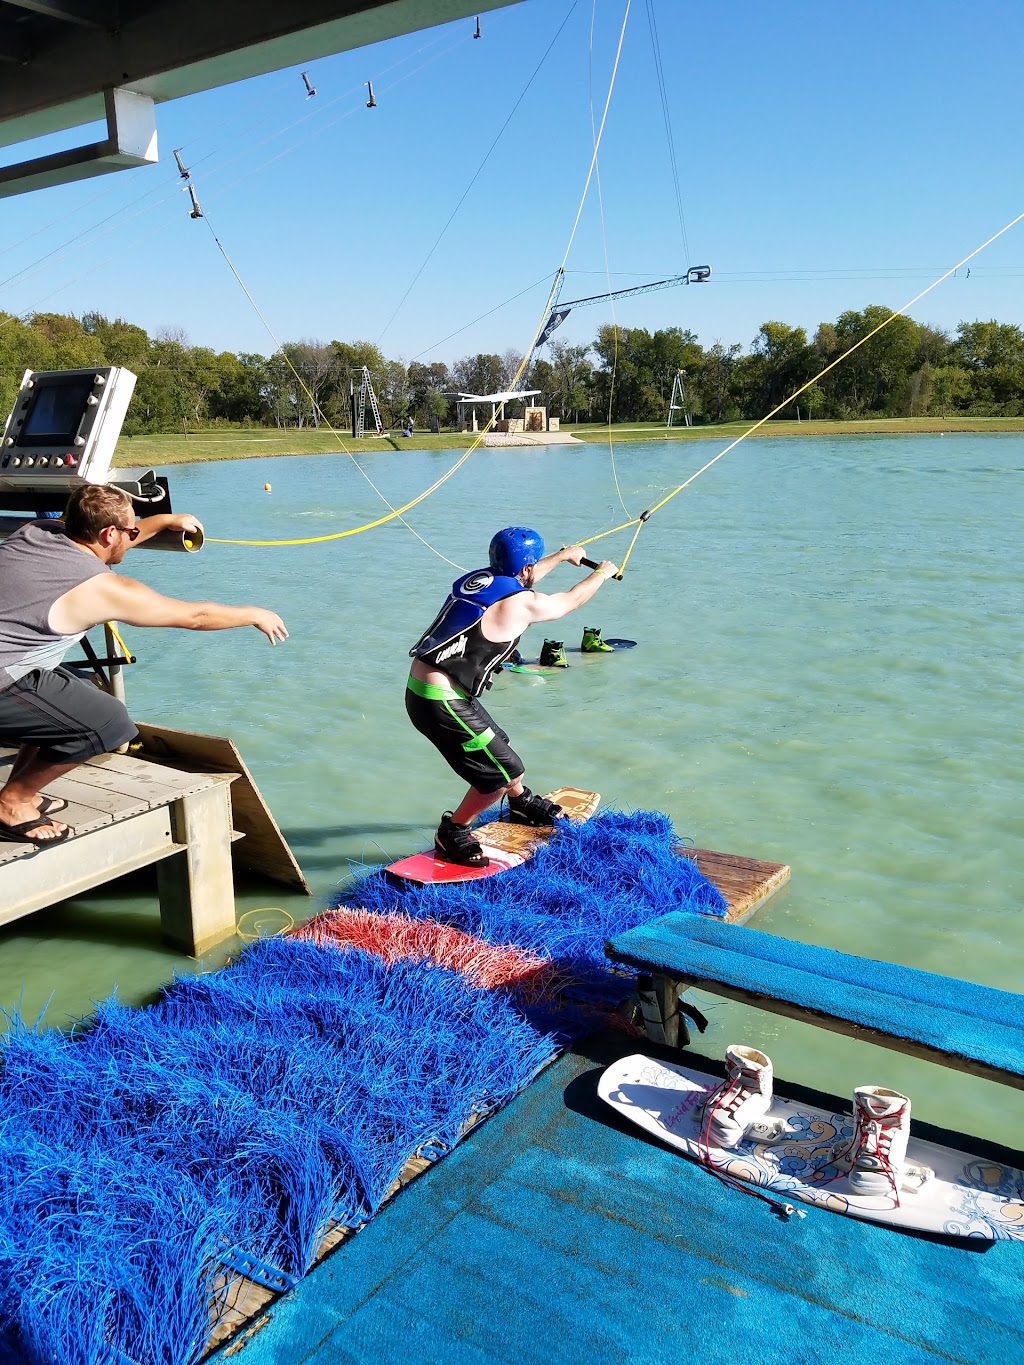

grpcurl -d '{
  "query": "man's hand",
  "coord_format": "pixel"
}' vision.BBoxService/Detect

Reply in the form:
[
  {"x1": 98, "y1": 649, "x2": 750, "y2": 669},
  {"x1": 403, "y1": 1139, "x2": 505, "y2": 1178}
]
[
  {"x1": 561, "y1": 544, "x2": 586, "y2": 566},
  {"x1": 253, "y1": 609, "x2": 288, "y2": 644},
  {"x1": 168, "y1": 512, "x2": 204, "y2": 535},
  {"x1": 597, "y1": 560, "x2": 619, "y2": 579}
]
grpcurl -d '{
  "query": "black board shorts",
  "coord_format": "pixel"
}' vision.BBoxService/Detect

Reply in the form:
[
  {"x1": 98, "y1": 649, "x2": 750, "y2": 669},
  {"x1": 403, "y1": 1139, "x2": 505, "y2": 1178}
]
[
  {"x1": 0, "y1": 667, "x2": 137, "y2": 764},
  {"x1": 406, "y1": 678, "x2": 524, "y2": 794}
]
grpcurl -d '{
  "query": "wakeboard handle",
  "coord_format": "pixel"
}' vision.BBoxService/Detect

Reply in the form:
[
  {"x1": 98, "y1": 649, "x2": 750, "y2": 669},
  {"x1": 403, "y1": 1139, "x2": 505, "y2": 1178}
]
[
  {"x1": 581, "y1": 556, "x2": 623, "y2": 581},
  {"x1": 579, "y1": 509, "x2": 649, "y2": 580}
]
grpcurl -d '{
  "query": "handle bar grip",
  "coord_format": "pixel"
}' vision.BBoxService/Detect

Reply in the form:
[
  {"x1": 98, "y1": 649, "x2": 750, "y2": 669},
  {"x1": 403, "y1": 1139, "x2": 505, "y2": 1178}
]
[{"x1": 581, "y1": 555, "x2": 622, "y2": 581}]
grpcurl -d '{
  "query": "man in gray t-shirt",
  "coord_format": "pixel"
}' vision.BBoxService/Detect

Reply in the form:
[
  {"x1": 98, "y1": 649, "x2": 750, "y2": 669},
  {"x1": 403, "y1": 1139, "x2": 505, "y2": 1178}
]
[{"x1": 0, "y1": 484, "x2": 287, "y2": 846}]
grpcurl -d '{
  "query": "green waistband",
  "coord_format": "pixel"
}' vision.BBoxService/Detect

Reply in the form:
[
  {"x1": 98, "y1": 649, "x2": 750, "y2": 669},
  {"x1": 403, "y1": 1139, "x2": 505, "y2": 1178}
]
[{"x1": 407, "y1": 674, "x2": 467, "y2": 701}]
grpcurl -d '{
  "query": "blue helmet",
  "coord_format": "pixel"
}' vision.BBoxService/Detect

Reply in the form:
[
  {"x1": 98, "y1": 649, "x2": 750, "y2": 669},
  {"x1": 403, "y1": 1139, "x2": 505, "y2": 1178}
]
[{"x1": 488, "y1": 526, "x2": 544, "y2": 577}]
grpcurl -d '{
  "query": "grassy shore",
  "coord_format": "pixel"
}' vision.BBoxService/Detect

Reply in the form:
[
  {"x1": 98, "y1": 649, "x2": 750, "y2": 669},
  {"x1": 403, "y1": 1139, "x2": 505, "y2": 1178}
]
[{"x1": 111, "y1": 415, "x2": 1024, "y2": 467}]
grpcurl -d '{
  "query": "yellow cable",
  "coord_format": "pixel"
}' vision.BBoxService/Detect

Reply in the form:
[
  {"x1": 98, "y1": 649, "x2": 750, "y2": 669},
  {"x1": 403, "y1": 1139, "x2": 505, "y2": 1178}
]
[
  {"x1": 105, "y1": 622, "x2": 134, "y2": 661},
  {"x1": 236, "y1": 907, "x2": 294, "y2": 941},
  {"x1": 576, "y1": 205, "x2": 1024, "y2": 571},
  {"x1": 205, "y1": 0, "x2": 633, "y2": 551}
]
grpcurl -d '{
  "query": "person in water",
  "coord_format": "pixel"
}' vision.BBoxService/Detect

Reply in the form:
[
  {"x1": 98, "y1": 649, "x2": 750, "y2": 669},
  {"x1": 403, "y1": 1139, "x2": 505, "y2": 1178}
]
[
  {"x1": 407, "y1": 526, "x2": 618, "y2": 866},
  {"x1": 0, "y1": 483, "x2": 288, "y2": 845}
]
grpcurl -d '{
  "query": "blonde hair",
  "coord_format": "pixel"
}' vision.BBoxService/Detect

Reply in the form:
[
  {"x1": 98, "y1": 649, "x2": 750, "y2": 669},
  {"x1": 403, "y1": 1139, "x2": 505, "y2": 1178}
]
[{"x1": 63, "y1": 484, "x2": 134, "y2": 543}]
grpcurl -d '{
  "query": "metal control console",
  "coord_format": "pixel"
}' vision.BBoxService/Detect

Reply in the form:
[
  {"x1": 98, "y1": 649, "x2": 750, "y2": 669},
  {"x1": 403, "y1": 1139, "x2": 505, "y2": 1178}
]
[{"x1": 0, "y1": 366, "x2": 137, "y2": 492}]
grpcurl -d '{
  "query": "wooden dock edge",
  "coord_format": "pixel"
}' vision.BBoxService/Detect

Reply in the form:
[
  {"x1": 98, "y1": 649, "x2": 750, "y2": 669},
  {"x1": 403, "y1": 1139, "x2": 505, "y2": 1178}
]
[
  {"x1": 681, "y1": 846, "x2": 791, "y2": 925},
  {"x1": 133, "y1": 723, "x2": 310, "y2": 895}
]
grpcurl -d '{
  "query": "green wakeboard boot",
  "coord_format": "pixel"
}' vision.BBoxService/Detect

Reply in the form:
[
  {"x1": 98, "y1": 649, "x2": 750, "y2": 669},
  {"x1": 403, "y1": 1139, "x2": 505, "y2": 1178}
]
[
  {"x1": 539, "y1": 638, "x2": 568, "y2": 668},
  {"x1": 581, "y1": 625, "x2": 615, "y2": 653}
]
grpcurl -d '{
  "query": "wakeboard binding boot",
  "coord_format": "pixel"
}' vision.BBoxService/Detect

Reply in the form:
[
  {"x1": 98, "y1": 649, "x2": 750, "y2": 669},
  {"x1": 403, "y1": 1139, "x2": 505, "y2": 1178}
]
[
  {"x1": 701, "y1": 1045, "x2": 789, "y2": 1149},
  {"x1": 506, "y1": 786, "x2": 563, "y2": 827},
  {"x1": 434, "y1": 812, "x2": 488, "y2": 868},
  {"x1": 539, "y1": 638, "x2": 568, "y2": 667},
  {"x1": 837, "y1": 1086, "x2": 914, "y2": 1198},
  {"x1": 581, "y1": 626, "x2": 615, "y2": 653}
]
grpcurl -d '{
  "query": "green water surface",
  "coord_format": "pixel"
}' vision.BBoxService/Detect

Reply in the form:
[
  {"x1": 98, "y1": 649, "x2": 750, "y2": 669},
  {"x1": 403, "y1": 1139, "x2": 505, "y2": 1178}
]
[{"x1": 1, "y1": 435, "x2": 1021, "y2": 1144}]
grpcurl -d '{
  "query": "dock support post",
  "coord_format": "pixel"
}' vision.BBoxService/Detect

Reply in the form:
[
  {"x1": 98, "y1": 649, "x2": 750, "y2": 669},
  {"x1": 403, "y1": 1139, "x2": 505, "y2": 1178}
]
[
  {"x1": 156, "y1": 784, "x2": 237, "y2": 955},
  {"x1": 635, "y1": 973, "x2": 690, "y2": 1048}
]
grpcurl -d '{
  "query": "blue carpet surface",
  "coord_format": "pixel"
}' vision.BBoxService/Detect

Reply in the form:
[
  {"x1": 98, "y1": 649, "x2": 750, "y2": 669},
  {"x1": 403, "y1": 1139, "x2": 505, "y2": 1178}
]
[
  {"x1": 220, "y1": 1040, "x2": 1022, "y2": 1365},
  {"x1": 606, "y1": 915, "x2": 1024, "y2": 1077}
]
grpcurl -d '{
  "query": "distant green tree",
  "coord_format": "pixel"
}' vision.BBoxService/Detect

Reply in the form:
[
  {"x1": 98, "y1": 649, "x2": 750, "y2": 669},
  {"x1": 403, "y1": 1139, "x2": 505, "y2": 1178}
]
[
  {"x1": 592, "y1": 326, "x2": 702, "y2": 421},
  {"x1": 734, "y1": 322, "x2": 812, "y2": 417},
  {"x1": 451, "y1": 353, "x2": 505, "y2": 397},
  {"x1": 408, "y1": 360, "x2": 451, "y2": 425},
  {"x1": 692, "y1": 340, "x2": 741, "y2": 423},
  {"x1": 82, "y1": 313, "x2": 150, "y2": 369},
  {"x1": 543, "y1": 340, "x2": 594, "y2": 421}
]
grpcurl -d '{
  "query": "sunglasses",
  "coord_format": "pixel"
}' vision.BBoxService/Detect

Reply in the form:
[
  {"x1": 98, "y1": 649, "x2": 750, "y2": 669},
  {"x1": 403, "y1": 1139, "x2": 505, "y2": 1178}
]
[{"x1": 114, "y1": 524, "x2": 141, "y2": 542}]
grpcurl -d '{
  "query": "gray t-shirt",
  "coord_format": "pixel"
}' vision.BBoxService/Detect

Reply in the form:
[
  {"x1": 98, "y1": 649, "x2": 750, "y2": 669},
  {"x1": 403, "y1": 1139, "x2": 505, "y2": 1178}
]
[{"x1": 0, "y1": 521, "x2": 109, "y2": 688}]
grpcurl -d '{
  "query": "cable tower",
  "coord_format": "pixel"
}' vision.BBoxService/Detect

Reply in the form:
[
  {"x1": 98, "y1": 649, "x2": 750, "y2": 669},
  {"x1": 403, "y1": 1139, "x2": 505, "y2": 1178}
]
[
  {"x1": 351, "y1": 366, "x2": 384, "y2": 438},
  {"x1": 666, "y1": 370, "x2": 691, "y2": 428}
]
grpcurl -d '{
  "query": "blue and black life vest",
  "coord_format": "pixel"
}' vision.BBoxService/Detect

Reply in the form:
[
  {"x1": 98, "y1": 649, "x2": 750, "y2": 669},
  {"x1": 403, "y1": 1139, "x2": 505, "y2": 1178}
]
[{"x1": 411, "y1": 568, "x2": 525, "y2": 695}]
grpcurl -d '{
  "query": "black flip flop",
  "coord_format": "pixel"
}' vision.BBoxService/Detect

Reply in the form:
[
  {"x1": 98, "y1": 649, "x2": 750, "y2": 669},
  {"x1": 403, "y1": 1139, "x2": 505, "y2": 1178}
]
[
  {"x1": 38, "y1": 795, "x2": 68, "y2": 816},
  {"x1": 0, "y1": 815, "x2": 71, "y2": 845}
]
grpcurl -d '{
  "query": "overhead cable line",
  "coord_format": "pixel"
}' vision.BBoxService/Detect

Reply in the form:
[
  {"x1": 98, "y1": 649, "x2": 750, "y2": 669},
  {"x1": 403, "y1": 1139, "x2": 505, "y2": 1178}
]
[
  {"x1": 410, "y1": 271, "x2": 557, "y2": 360},
  {"x1": 645, "y1": 0, "x2": 691, "y2": 265},
  {"x1": 578, "y1": 206, "x2": 1024, "y2": 578},
  {"x1": 374, "y1": 0, "x2": 583, "y2": 347},
  {"x1": 205, "y1": 0, "x2": 634, "y2": 550},
  {"x1": 589, "y1": 0, "x2": 630, "y2": 520}
]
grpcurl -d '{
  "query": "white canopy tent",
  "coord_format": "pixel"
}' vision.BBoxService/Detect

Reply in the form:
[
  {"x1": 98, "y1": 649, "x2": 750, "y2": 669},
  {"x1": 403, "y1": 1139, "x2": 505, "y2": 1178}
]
[{"x1": 452, "y1": 389, "x2": 542, "y2": 430}]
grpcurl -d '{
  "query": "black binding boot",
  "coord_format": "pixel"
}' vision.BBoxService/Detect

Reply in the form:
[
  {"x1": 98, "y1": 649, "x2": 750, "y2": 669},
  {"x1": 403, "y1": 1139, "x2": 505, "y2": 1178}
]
[
  {"x1": 506, "y1": 787, "x2": 564, "y2": 827},
  {"x1": 434, "y1": 812, "x2": 488, "y2": 867}
]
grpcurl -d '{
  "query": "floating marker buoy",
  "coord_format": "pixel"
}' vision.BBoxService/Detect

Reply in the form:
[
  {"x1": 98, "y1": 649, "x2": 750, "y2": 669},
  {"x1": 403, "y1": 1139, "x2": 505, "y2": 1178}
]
[{"x1": 264, "y1": 483, "x2": 272, "y2": 492}]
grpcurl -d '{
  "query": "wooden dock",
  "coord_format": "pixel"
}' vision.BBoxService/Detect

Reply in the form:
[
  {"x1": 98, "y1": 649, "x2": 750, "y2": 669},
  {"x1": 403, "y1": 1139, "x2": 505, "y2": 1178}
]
[
  {"x1": 0, "y1": 746, "x2": 238, "y2": 956},
  {"x1": 205, "y1": 833, "x2": 791, "y2": 1355},
  {"x1": 682, "y1": 847, "x2": 790, "y2": 924},
  {"x1": 462, "y1": 789, "x2": 791, "y2": 927}
]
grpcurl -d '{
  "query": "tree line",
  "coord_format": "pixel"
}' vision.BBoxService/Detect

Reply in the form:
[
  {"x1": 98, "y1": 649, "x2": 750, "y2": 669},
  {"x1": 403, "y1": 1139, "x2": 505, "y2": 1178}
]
[{"x1": 2, "y1": 306, "x2": 1023, "y2": 433}]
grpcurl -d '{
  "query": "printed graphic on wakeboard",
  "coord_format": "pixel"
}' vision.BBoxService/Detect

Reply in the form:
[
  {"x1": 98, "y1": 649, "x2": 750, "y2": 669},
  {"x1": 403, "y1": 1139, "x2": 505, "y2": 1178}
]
[{"x1": 598, "y1": 1054, "x2": 1024, "y2": 1239}]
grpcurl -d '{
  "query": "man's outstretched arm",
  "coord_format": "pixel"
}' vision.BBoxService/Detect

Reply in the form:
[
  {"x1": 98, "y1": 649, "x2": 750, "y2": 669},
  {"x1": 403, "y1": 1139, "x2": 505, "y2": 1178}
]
[
  {"x1": 131, "y1": 512, "x2": 204, "y2": 546},
  {"x1": 54, "y1": 574, "x2": 288, "y2": 643},
  {"x1": 490, "y1": 560, "x2": 619, "y2": 635}
]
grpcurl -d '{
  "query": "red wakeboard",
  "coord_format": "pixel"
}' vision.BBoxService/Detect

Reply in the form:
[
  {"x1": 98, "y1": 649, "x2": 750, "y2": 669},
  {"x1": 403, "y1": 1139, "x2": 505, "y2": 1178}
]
[{"x1": 386, "y1": 787, "x2": 600, "y2": 886}]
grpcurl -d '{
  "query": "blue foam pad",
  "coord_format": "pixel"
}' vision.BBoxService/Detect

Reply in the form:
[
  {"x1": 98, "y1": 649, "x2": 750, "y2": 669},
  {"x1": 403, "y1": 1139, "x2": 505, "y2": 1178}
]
[{"x1": 606, "y1": 914, "x2": 1024, "y2": 1078}]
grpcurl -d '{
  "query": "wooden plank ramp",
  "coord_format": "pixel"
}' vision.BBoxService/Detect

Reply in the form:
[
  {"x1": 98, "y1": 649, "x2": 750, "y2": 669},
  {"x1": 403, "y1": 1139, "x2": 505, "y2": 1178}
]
[
  {"x1": 682, "y1": 847, "x2": 790, "y2": 925},
  {"x1": 467, "y1": 789, "x2": 790, "y2": 927},
  {"x1": 132, "y1": 723, "x2": 310, "y2": 895}
]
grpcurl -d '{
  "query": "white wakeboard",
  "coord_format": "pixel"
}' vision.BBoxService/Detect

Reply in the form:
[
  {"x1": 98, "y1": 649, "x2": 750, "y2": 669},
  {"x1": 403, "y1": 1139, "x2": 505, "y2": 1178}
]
[{"x1": 598, "y1": 1054, "x2": 1024, "y2": 1239}]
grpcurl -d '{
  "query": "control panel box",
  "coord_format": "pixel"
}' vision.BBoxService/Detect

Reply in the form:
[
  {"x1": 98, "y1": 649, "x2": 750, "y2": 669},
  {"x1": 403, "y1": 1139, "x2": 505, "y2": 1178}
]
[{"x1": 0, "y1": 366, "x2": 137, "y2": 492}]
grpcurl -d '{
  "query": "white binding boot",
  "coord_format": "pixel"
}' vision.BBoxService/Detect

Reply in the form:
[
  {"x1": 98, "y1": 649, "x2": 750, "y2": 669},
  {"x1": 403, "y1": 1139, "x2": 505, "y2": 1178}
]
[
  {"x1": 845, "y1": 1086, "x2": 912, "y2": 1197},
  {"x1": 701, "y1": 1045, "x2": 778, "y2": 1150}
]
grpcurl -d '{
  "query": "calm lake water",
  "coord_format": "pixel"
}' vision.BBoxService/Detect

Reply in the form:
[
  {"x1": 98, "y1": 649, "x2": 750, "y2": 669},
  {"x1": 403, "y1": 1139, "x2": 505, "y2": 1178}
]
[{"x1": 1, "y1": 434, "x2": 1021, "y2": 1144}]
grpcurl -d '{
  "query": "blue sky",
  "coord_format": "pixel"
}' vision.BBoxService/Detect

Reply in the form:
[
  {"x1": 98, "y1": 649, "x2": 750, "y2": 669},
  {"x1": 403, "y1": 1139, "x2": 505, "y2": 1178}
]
[{"x1": 1, "y1": 0, "x2": 1023, "y2": 365}]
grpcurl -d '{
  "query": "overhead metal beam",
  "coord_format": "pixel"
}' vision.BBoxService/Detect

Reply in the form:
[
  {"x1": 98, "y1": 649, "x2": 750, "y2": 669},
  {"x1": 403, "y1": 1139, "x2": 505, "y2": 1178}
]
[
  {"x1": 0, "y1": 86, "x2": 157, "y2": 198},
  {"x1": 2, "y1": 0, "x2": 114, "y2": 29},
  {"x1": 0, "y1": 1, "x2": 519, "y2": 151}
]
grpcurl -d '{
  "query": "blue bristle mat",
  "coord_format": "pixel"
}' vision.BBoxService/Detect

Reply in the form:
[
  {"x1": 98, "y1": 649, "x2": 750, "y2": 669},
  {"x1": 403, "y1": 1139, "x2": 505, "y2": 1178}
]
[
  {"x1": 0, "y1": 942, "x2": 560, "y2": 1365},
  {"x1": 345, "y1": 809, "x2": 727, "y2": 999}
]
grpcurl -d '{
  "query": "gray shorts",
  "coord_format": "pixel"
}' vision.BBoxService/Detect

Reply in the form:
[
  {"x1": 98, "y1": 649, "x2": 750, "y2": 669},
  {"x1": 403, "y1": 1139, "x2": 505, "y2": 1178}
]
[{"x1": 0, "y1": 667, "x2": 137, "y2": 764}]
